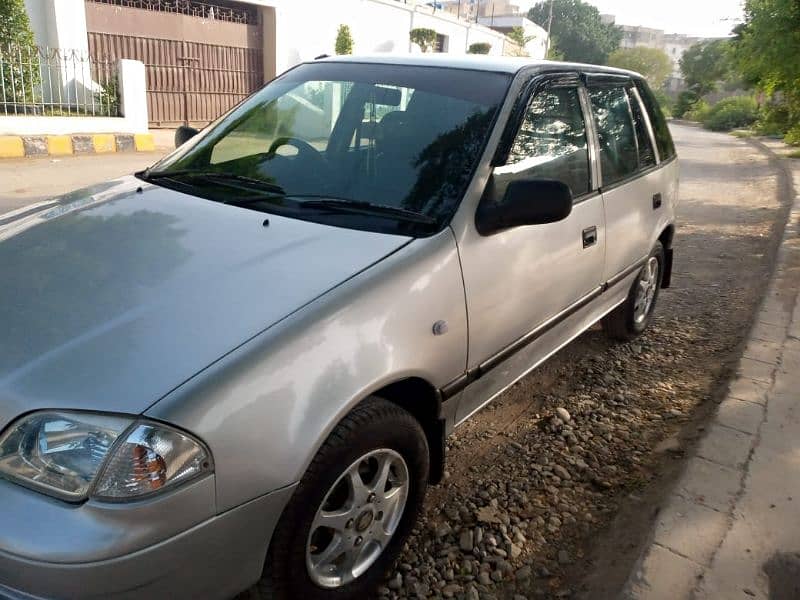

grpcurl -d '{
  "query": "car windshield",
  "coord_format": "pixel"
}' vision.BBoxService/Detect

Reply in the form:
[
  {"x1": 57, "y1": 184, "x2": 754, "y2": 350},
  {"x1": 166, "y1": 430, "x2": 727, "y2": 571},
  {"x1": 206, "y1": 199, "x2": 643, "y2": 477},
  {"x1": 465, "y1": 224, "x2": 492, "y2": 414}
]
[{"x1": 143, "y1": 62, "x2": 510, "y2": 236}]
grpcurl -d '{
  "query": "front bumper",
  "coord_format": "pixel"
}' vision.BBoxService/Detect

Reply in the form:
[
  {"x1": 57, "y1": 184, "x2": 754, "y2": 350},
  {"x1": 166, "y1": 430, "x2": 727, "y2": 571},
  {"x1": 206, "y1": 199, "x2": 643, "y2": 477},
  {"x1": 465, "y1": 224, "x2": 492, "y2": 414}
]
[{"x1": 0, "y1": 477, "x2": 296, "y2": 599}]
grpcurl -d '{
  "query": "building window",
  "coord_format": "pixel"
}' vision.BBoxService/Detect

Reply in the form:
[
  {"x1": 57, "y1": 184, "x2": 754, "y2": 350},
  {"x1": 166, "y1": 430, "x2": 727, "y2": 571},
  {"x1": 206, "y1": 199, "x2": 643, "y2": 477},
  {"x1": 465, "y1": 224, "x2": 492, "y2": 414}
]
[{"x1": 435, "y1": 33, "x2": 449, "y2": 52}]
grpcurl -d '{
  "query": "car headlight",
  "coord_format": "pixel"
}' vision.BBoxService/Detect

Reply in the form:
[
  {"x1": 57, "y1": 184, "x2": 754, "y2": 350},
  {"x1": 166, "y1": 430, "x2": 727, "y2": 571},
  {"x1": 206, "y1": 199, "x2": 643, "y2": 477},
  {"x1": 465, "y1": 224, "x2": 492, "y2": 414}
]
[{"x1": 0, "y1": 412, "x2": 212, "y2": 502}]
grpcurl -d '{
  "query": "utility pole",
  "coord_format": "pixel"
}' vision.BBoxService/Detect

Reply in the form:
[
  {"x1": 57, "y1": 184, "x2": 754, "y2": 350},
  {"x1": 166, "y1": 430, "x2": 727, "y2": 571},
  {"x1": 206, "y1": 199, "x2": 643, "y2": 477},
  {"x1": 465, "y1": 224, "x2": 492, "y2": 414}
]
[{"x1": 545, "y1": 0, "x2": 554, "y2": 55}]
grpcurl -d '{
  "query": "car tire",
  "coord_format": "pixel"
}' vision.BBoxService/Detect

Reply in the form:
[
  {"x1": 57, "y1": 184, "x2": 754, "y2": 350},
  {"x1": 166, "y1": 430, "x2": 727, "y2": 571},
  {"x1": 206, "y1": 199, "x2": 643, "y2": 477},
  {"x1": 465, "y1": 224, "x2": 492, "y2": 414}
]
[
  {"x1": 257, "y1": 398, "x2": 429, "y2": 600},
  {"x1": 602, "y1": 241, "x2": 665, "y2": 341}
]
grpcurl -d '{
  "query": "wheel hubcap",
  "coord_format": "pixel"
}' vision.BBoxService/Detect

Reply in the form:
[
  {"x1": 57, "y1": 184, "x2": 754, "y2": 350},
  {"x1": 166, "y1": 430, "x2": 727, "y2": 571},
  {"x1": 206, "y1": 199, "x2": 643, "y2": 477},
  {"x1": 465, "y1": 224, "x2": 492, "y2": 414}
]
[
  {"x1": 633, "y1": 256, "x2": 659, "y2": 324},
  {"x1": 306, "y1": 448, "x2": 410, "y2": 588}
]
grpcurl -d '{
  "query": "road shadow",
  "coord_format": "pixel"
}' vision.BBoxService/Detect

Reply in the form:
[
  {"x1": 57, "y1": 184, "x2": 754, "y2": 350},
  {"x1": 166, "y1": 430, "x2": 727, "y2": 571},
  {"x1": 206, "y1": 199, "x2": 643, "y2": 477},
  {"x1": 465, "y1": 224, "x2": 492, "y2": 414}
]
[{"x1": 764, "y1": 552, "x2": 800, "y2": 600}]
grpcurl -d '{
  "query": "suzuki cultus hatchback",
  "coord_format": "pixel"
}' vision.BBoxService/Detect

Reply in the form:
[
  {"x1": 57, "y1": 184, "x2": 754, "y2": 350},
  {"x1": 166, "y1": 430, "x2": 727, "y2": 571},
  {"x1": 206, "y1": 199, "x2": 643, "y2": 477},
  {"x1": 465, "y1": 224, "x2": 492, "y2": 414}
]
[{"x1": 0, "y1": 54, "x2": 677, "y2": 600}]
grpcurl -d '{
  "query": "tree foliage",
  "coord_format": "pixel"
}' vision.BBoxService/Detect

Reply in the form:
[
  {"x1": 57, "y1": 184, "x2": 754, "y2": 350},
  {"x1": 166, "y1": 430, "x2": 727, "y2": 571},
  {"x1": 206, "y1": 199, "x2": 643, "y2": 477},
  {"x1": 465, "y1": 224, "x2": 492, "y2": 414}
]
[
  {"x1": 679, "y1": 40, "x2": 733, "y2": 97},
  {"x1": 0, "y1": 0, "x2": 40, "y2": 105},
  {"x1": 467, "y1": 42, "x2": 491, "y2": 55},
  {"x1": 410, "y1": 28, "x2": 438, "y2": 53},
  {"x1": 528, "y1": 0, "x2": 621, "y2": 64},
  {"x1": 607, "y1": 47, "x2": 672, "y2": 88},
  {"x1": 507, "y1": 26, "x2": 534, "y2": 47},
  {"x1": 703, "y1": 96, "x2": 759, "y2": 131},
  {"x1": 334, "y1": 24, "x2": 353, "y2": 55},
  {"x1": 730, "y1": 0, "x2": 800, "y2": 143}
]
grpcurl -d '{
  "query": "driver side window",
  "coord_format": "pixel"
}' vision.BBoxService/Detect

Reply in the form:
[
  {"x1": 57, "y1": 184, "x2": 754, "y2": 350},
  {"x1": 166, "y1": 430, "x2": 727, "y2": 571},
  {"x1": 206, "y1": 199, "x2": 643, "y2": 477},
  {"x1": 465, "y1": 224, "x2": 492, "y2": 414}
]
[{"x1": 506, "y1": 86, "x2": 591, "y2": 198}]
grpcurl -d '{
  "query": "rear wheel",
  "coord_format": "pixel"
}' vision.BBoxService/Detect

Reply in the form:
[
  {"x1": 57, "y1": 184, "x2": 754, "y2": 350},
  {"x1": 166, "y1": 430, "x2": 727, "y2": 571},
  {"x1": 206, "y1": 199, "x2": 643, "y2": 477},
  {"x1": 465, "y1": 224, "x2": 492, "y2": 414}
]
[
  {"x1": 602, "y1": 241, "x2": 664, "y2": 341},
  {"x1": 258, "y1": 398, "x2": 429, "y2": 600}
]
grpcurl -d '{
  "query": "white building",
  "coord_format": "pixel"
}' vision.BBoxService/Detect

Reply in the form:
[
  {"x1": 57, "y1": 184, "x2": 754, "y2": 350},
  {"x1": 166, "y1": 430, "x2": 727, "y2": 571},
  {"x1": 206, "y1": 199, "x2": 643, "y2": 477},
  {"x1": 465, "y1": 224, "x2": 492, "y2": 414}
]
[{"x1": 476, "y1": 15, "x2": 548, "y2": 58}]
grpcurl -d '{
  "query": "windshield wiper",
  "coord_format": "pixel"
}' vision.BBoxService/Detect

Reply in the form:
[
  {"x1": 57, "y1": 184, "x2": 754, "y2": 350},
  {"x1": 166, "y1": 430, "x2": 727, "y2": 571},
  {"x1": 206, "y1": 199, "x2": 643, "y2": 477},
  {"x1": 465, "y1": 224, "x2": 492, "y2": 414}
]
[
  {"x1": 138, "y1": 169, "x2": 286, "y2": 195},
  {"x1": 297, "y1": 197, "x2": 437, "y2": 225}
]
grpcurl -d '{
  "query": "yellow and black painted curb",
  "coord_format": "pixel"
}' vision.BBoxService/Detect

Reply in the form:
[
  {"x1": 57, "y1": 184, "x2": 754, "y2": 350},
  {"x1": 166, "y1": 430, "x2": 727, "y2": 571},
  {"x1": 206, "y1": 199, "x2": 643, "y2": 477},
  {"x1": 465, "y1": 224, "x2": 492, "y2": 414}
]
[{"x1": 0, "y1": 133, "x2": 156, "y2": 159}]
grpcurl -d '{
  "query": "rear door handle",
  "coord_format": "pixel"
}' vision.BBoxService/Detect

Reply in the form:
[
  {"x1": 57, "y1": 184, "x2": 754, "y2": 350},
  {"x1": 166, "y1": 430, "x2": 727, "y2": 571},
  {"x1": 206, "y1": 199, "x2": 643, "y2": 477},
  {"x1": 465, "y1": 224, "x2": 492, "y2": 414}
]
[
  {"x1": 652, "y1": 193, "x2": 662, "y2": 209},
  {"x1": 582, "y1": 226, "x2": 597, "y2": 249}
]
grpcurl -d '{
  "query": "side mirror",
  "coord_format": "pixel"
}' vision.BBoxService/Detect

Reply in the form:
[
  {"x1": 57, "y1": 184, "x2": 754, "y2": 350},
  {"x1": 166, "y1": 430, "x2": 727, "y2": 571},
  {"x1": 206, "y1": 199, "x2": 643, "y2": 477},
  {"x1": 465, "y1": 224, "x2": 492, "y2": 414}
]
[
  {"x1": 174, "y1": 125, "x2": 199, "y2": 148},
  {"x1": 476, "y1": 179, "x2": 573, "y2": 235}
]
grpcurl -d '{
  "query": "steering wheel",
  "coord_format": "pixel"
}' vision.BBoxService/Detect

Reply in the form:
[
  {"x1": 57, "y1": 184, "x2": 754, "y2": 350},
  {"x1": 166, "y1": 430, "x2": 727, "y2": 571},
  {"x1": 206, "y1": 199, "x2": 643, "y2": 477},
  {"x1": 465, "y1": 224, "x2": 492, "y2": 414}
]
[{"x1": 267, "y1": 136, "x2": 325, "y2": 167}]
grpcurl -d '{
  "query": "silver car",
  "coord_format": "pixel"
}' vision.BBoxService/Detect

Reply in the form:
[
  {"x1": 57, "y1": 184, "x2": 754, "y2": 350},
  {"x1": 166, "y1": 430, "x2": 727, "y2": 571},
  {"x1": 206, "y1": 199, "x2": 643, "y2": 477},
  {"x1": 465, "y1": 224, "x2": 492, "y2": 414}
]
[{"x1": 0, "y1": 55, "x2": 677, "y2": 599}]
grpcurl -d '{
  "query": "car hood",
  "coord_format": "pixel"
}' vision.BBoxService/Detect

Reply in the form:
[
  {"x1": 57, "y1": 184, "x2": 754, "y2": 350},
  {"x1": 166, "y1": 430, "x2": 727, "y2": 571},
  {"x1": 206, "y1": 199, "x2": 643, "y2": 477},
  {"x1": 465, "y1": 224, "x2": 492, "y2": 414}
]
[{"x1": 0, "y1": 177, "x2": 411, "y2": 429}]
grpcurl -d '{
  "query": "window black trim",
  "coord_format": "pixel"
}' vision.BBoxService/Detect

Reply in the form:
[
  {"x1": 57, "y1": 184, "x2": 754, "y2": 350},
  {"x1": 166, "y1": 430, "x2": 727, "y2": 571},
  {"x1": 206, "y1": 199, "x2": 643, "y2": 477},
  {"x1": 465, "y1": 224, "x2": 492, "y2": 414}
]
[
  {"x1": 439, "y1": 254, "x2": 648, "y2": 400},
  {"x1": 599, "y1": 153, "x2": 677, "y2": 195},
  {"x1": 490, "y1": 71, "x2": 596, "y2": 201},
  {"x1": 491, "y1": 71, "x2": 583, "y2": 168},
  {"x1": 571, "y1": 189, "x2": 601, "y2": 206}
]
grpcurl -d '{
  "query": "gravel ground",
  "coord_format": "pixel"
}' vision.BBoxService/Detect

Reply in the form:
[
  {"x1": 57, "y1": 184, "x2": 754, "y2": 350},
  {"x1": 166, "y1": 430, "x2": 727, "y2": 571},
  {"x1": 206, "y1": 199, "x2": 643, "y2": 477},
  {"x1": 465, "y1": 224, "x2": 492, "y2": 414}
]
[{"x1": 374, "y1": 124, "x2": 788, "y2": 600}]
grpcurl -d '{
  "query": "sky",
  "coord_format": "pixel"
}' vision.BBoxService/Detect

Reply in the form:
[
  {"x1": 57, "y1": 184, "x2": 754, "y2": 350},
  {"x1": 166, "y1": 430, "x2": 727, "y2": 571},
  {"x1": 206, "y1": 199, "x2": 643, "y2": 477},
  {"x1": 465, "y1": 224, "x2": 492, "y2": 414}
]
[{"x1": 583, "y1": 0, "x2": 745, "y2": 37}]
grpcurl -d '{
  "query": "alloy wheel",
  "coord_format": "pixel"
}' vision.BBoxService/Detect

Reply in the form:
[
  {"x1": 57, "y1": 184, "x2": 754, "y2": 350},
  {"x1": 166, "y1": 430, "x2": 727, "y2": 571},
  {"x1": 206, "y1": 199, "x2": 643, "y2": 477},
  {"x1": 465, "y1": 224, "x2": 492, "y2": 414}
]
[
  {"x1": 305, "y1": 448, "x2": 410, "y2": 588},
  {"x1": 633, "y1": 256, "x2": 659, "y2": 324}
]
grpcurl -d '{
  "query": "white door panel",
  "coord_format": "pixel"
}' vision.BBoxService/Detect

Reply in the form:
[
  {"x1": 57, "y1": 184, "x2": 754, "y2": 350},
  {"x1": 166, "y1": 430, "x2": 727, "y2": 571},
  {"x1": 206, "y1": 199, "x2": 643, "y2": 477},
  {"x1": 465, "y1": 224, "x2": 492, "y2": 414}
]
[
  {"x1": 454, "y1": 82, "x2": 605, "y2": 425},
  {"x1": 459, "y1": 195, "x2": 605, "y2": 365},
  {"x1": 601, "y1": 172, "x2": 662, "y2": 278}
]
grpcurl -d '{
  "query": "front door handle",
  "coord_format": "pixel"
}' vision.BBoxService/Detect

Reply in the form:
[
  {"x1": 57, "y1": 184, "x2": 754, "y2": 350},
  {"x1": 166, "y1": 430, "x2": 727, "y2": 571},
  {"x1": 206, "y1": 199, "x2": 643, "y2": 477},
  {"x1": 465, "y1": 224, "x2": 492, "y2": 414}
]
[
  {"x1": 652, "y1": 193, "x2": 662, "y2": 209},
  {"x1": 582, "y1": 226, "x2": 597, "y2": 249}
]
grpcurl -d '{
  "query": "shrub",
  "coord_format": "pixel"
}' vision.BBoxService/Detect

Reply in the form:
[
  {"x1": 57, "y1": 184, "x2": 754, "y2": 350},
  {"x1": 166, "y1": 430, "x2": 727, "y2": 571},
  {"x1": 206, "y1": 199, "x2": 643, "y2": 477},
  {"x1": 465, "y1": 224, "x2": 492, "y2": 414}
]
[
  {"x1": 702, "y1": 96, "x2": 758, "y2": 132},
  {"x1": 0, "y1": 0, "x2": 40, "y2": 104},
  {"x1": 410, "y1": 28, "x2": 438, "y2": 53},
  {"x1": 785, "y1": 124, "x2": 800, "y2": 146},
  {"x1": 673, "y1": 90, "x2": 700, "y2": 119},
  {"x1": 651, "y1": 88, "x2": 673, "y2": 118},
  {"x1": 684, "y1": 99, "x2": 711, "y2": 122},
  {"x1": 468, "y1": 42, "x2": 491, "y2": 54},
  {"x1": 755, "y1": 101, "x2": 792, "y2": 136}
]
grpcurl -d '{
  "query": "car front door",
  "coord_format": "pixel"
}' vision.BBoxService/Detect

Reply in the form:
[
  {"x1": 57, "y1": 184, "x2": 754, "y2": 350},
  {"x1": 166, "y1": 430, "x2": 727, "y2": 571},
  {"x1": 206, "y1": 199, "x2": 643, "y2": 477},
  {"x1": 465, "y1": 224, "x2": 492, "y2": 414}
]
[{"x1": 453, "y1": 75, "x2": 605, "y2": 424}]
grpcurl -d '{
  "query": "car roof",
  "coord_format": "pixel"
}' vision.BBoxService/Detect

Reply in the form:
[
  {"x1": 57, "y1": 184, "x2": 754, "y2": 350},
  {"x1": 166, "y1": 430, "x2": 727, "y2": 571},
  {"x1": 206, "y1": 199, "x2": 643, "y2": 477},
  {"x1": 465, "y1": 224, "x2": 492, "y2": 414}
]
[{"x1": 315, "y1": 53, "x2": 642, "y2": 79}]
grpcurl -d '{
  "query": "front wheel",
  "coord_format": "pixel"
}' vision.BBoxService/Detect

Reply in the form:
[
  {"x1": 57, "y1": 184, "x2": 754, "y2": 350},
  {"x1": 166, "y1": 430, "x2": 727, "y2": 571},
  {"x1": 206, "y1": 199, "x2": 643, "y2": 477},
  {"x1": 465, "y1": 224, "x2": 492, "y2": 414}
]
[
  {"x1": 258, "y1": 398, "x2": 429, "y2": 600},
  {"x1": 602, "y1": 241, "x2": 664, "y2": 341}
]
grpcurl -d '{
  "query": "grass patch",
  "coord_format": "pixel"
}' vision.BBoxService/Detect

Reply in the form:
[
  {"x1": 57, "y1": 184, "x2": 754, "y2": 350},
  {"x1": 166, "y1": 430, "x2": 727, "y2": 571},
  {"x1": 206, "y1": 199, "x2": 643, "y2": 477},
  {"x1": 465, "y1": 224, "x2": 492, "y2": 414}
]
[
  {"x1": 788, "y1": 148, "x2": 800, "y2": 159},
  {"x1": 731, "y1": 129, "x2": 754, "y2": 138}
]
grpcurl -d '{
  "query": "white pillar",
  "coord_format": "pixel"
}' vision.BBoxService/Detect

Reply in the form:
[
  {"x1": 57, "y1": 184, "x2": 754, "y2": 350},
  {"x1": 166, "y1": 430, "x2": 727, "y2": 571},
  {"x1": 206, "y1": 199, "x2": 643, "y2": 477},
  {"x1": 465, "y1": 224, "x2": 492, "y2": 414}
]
[{"x1": 118, "y1": 59, "x2": 148, "y2": 133}]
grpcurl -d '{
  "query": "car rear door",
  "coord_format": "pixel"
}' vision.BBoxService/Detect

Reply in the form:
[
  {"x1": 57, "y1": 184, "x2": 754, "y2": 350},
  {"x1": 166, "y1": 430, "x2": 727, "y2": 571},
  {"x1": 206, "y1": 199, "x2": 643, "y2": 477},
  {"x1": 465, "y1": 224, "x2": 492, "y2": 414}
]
[
  {"x1": 453, "y1": 73, "x2": 606, "y2": 423},
  {"x1": 585, "y1": 75, "x2": 665, "y2": 283}
]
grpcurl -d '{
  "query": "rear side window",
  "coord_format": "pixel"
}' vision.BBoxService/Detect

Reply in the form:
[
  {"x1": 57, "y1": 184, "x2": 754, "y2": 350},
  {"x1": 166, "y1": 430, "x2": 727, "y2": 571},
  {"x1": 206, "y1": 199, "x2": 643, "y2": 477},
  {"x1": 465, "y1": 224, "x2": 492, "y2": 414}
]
[
  {"x1": 627, "y1": 88, "x2": 657, "y2": 169},
  {"x1": 635, "y1": 80, "x2": 676, "y2": 160},
  {"x1": 506, "y1": 86, "x2": 591, "y2": 198},
  {"x1": 588, "y1": 86, "x2": 638, "y2": 187}
]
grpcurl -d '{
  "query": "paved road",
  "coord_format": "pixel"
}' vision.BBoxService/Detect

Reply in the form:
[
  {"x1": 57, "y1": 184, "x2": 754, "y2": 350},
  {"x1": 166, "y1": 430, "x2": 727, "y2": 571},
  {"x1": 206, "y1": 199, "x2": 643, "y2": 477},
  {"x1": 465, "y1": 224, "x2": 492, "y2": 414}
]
[
  {"x1": 624, "y1": 137, "x2": 800, "y2": 600},
  {"x1": 0, "y1": 151, "x2": 167, "y2": 216}
]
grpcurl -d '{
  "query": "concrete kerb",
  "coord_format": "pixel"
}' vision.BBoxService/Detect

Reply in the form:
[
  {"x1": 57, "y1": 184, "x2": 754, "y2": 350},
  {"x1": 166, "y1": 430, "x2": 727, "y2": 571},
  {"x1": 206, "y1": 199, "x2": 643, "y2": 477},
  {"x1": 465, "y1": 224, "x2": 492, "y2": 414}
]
[
  {"x1": 622, "y1": 137, "x2": 800, "y2": 599},
  {"x1": 0, "y1": 133, "x2": 156, "y2": 159}
]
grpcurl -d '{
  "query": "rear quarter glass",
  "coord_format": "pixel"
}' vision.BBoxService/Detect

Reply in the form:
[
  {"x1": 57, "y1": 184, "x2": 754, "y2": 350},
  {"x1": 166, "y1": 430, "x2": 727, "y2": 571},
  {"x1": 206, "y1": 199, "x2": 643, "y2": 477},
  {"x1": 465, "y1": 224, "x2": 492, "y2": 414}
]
[{"x1": 635, "y1": 79, "x2": 676, "y2": 161}]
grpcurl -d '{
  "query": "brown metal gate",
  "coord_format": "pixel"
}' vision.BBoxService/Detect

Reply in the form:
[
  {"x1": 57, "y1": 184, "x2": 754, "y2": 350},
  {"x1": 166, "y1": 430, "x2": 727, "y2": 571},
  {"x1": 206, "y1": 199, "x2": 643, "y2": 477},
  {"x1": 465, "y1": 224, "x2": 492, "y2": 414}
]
[{"x1": 86, "y1": 1, "x2": 263, "y2": 127}]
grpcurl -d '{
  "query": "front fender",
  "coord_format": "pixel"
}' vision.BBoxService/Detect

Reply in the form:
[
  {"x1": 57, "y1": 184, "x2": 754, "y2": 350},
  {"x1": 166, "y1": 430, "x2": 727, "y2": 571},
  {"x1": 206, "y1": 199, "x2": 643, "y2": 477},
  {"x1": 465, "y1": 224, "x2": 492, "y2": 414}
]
[{"x1": 147, "y1": 229, "x2": 468, "y2": 512}]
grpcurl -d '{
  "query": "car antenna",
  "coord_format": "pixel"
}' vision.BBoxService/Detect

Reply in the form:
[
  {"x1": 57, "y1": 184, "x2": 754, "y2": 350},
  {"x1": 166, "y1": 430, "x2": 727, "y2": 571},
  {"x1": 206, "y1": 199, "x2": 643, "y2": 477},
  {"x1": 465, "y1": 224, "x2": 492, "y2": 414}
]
[{"x1": 314, "y1": 54, "x2": 330, "y2": 60}]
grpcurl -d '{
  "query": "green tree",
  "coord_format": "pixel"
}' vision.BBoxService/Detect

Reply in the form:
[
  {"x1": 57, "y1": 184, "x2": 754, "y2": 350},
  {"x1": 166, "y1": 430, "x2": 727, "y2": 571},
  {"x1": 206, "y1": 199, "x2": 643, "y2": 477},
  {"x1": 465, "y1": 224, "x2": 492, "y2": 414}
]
[
  {"x1": 730, "y1": 0, "x2": 800, "y2": 144},
  {"x1": 528, "y1": 0, "x2": 622, "y2": 64},
  {"x1": 508, "y1": 26, "x2": 535, "y2": 47},
  {"x1": 680, "y1": 40, "x2": 733, "y2": 97},
  {"x1": 0, "y1": 0, "x2": 40, "y2": 105},
  {"x1": 410, "y1": 28, "x2": 438, "y2": 53},
  {"x1": 334, "y1": 24, "x2": 353, "y2": 55},
  {"x1": 546, "y1": 37, "x2": 565, "y2": 61},
  {"x1": 468, "y1": 42, "x2": 492, "y2": 54},
  {"x1": 607, "y1": 46, "x2": 672, "y2": 88}
]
